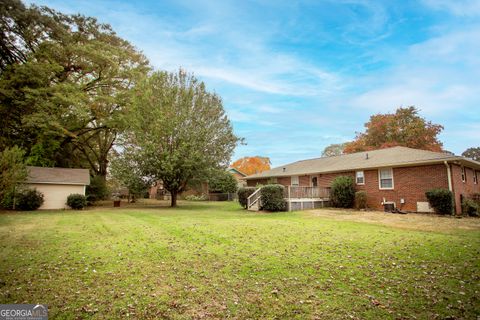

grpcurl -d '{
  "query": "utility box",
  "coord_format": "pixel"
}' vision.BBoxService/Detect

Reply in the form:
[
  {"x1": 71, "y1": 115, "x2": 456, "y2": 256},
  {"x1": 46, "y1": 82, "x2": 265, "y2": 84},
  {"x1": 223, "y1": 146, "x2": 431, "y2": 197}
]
[{"x1": 417, "y1": 202, "x2": 434, "y2": 213}]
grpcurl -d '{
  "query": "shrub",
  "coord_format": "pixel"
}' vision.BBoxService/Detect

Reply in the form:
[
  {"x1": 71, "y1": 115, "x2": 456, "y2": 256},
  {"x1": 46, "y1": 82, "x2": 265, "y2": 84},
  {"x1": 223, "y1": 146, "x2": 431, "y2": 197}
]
[
  {"x1": 330, "y1": 176, "x2": 355, "y2": 208},
  {"x1": 355, "y1": 191, "x2": 367, "y2": 209},
  {"x1": 462, "y1": 198, "x2": 479, "y2": 217},
  {"x1": 0, "y1": 190, "x2": 16, "y2": 209},
  {"x1": 425, "y1": 189, "x2": 453, "y2": 215},
  {"x1": 16, "y1": 189, "x2": 44, "y2": 211},
  {"x1": 237, "y1": 187, "x2": 257, "y2": 209},
  {"x1": 67, "y1": 194, "x2": 87, "y2": 210},
  {"x1": 208, "y1": 170, "x2": 238, "y2": 193},
  {"x1": 260, "y1": 184, "x2": 286, "y2": 212},
  {"x1": 185, "y1": 194, "x2": 207, "y2": 201}
]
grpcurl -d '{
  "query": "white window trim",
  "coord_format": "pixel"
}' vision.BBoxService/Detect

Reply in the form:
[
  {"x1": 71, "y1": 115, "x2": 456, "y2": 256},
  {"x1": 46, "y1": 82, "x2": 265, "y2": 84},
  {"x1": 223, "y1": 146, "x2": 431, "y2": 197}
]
[
  {"x1": 474, "y1": 170, "x2": 478, "y2": 185},
  {"x1": 291, "y1": 175, "x2": 299, "y2": 186},
  {"x1": 378, "y1": 168, "x2": 394, "y2": 190},
  {"x1": 461, "y1": 167, "x2": 466, "y2": 183},
  {"x1": 355, "y1": 171, "x2": 365, "y2": 185}
]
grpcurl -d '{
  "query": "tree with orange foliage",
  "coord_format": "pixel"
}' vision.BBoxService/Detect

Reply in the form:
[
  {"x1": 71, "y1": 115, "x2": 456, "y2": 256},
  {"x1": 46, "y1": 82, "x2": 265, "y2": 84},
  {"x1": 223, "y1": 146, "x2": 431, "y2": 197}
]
[
  {"x1": 231, "y1": 156, "x2": 271, "y2": 175},
  {"x1": 344, "y1": 107, "x2": 444, "y2": 153}
]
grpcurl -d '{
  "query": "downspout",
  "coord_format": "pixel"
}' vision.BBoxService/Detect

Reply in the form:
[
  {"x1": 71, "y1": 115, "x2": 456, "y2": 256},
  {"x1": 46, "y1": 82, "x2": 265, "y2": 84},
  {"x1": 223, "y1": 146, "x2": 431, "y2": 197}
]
[
  {"x1": 444, "y1": 161, "x2": 453, "y2": 192},
  {"x1": 444, "y1": 161, "x2": 454, "y2": 215}
]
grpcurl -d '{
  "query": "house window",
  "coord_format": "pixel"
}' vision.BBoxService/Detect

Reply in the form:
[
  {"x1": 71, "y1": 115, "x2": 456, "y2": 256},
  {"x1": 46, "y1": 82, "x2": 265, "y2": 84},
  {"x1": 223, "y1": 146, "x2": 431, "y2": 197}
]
[
  {"x1": 461, "y1": 167, "x2": 466, "y2": 183},
  {"x1": 474, "y1": 171, "x2": 478, "y2": 184},
  {"x1": 311, "y1": 176, "x2": 318, "y2": 187},
  {"x1": 291, "y1": 176, "x2": 299, "y2": 186},
  {"x1": 378, "y1": 168, "x2": 394, "y2": 189},
  {"x1": 268, "y1": 177, "x2": 278, "y2": 184},
  {"x1": 356, "y1": 171, "x2": 365, "y2": 185}
]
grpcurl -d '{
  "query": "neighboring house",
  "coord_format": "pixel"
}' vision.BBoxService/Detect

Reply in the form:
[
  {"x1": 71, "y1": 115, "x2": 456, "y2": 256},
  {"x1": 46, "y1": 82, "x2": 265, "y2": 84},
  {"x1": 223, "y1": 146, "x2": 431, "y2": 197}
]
[
  {"x1": 149, "y1": 180, "x2": 165, "y2": 199},
  {"x1": 245, "y1": 147, "x2": 480, "y2": 214},
  {"x1": 26, "y1": 166, "x2": 90, "y2": 209},
  {"x1": 227, "y1": 167, "x2": 247, "y2": 188}
]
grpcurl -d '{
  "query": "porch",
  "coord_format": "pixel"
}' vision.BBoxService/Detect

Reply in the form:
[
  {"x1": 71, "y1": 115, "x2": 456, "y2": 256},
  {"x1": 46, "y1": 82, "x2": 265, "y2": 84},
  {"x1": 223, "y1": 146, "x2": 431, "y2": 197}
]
[{"x1": 247, "y1": 186, "x2": 331, "y2": 211}]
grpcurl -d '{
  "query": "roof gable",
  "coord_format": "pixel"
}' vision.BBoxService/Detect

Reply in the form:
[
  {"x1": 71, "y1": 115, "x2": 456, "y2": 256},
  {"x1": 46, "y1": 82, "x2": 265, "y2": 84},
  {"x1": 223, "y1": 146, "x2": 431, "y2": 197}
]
[
  {"x1": 227, "y1": 167, "x2": 247, "y2": 177},
  {"x1": 27, "y1": 166, "x2": 90, "y2": 185}
]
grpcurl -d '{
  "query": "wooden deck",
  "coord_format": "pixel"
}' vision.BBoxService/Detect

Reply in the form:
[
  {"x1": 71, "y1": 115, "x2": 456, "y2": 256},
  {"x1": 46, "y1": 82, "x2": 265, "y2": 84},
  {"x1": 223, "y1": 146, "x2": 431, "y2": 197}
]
[
  {"x1": 284, "y1": 186, "x2": 331, "y2": 211},
  {"x1": 247, "y1": 186, "x2": 331, "y2": 212}
]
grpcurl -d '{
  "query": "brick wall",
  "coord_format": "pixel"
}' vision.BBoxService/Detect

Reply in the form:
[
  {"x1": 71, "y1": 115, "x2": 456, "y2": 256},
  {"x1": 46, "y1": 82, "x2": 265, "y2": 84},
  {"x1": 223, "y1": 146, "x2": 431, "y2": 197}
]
[
  {"x1": 299, "y1": 175, "x2": 310, "y2": 186},
  {"x1": 451, "y1": 164, "x2": 480, "y2": 214},
  {"x1": 360, "y1": 165, "x2": 449, "y2": 212},
  {"x1": 311, "y1": 172, "x2": 355, "y2": 188},
  {"x1": 278, "y1": 177, "x2": 291, "y2": 186},
  {"x1": 246, "y1": 178, "x2": 268, "y2": 187},
  {"x1": 310, "y1": 166, "x2": 448, "y2": 211},
  {"x1": 247, "y1": 164, "x2": 452, "y2": 212}
]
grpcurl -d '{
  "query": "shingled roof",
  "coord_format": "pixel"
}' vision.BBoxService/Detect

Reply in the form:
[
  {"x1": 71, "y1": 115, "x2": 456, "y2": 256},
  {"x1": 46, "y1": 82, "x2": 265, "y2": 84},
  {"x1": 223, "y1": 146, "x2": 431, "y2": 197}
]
[
  {"x1": 27, "y1": 166, "x2": 90, "y2": 185},
  {"x1": 246, "y1": 146, "x2": 480, "y2": 180}
]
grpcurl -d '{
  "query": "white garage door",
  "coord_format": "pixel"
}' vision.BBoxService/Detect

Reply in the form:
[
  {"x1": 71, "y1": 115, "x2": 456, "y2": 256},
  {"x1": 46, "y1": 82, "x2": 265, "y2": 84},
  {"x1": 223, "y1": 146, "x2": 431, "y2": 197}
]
[{"x1": 27, "y1": 183, "x2": 86, "y2": 210}]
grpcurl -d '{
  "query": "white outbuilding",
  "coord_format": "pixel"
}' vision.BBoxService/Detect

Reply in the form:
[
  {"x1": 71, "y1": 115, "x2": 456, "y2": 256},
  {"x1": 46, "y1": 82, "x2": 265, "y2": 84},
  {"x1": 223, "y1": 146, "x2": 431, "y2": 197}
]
[{"x1": 26, "y1": 166, "x2": 90, "y2": 209}]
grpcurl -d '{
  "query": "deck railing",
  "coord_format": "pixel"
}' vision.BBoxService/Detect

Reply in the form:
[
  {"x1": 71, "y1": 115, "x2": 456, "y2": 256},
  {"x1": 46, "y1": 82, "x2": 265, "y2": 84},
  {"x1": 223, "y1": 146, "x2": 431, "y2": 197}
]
[
  {"x1": 247, "y1": 188, "x2": 262, "y2": 209},
  {"x1": 285, "y1": 186, "x2": 330, "y2": 199}
]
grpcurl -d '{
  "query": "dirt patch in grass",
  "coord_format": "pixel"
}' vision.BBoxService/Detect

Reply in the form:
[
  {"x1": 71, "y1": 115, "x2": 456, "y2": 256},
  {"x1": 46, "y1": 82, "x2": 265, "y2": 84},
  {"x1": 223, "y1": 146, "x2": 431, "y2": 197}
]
[{"x1": 307, "y1": 208, "x2": 480, "y2": 233}]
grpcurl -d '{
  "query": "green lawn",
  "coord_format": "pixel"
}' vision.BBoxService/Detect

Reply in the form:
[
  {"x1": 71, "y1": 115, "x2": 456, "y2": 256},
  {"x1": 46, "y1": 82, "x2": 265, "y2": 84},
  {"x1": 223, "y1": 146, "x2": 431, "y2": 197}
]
[{"x1": 0, "y1": 201, "x2": 479, "y2": 319}]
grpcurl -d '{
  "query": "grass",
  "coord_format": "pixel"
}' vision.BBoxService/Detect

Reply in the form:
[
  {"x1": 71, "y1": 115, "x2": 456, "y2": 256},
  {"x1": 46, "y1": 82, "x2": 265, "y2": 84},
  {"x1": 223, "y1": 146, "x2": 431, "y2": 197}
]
[{"x1": 0, "y1": 200, "x2": 479, "y2": 319}]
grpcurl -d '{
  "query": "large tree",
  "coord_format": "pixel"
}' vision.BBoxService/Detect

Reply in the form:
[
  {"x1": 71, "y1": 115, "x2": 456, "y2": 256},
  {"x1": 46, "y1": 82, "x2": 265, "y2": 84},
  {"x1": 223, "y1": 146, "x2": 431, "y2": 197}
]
[
  {"x1": 462, "y1": 147, "x2": 480, "y2": 162},
  {"x1": 322, "y1": 143, "x2": 347, "y2": 157},
  {"x1": 231, "y1": 156, "x2": 271, "y2": 175},
  {"x1": 109, "y1": 148, "x2": 150, "y2": 202},
  {"x1": 0, "y1": 146, "x2": 27, "y2": 208},
  {"x1": 120, "y1": 70, "x2": 240, "y2": 207},
  {"x1": 344, "y1": 106, "x2": 444, "y2": 153},
  {"x1": 0, "y1": 0, "x2": 149, "y2": 181}
]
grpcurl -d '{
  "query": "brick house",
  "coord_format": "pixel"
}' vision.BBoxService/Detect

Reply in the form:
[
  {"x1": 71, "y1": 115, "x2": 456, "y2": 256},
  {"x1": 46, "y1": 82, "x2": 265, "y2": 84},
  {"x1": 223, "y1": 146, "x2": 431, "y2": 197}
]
[{"x1": 245, "y1": 147, "x2": 480, "y2": 214}]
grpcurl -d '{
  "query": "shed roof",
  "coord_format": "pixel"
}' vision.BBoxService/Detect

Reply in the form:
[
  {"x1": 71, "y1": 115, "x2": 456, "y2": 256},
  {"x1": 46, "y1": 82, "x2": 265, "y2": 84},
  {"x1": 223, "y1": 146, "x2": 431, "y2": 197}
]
[
  {"x1": 246, "y1": 146, "x2": 480, "y2": 179},
  {"x1": 27, "y1": 166, "x2": 90, "y2": 185}
]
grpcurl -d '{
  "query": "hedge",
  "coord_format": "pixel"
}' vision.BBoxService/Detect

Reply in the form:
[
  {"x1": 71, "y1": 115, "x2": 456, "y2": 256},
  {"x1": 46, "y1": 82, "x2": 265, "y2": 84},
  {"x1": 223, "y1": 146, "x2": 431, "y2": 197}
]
[
  {"x1": 425, "y1": 189, "x2": 453, "y2": 214},
  {"x1": 260, "y1": 184, "x2": 286, "y2": 212},
  {"x1": 331, "y1": 176, "x2": 355, "y2": 208},
  {"x1": 238, "y1": 187, "x2": 257, "y2": 209}
]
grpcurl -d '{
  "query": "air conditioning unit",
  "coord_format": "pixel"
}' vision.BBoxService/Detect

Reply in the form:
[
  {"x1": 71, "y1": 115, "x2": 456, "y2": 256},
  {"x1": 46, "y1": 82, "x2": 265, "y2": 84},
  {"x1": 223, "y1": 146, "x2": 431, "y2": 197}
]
[{"x1": 382, "y1": 199, "x2": 396, "y2": 212}]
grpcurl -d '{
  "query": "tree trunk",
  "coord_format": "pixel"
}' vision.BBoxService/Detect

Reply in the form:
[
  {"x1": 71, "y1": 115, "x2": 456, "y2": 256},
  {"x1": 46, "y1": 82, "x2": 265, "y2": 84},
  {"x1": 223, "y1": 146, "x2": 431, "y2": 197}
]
[{"x1": 170, "y1": 190, "x2": 178, "y2": 207}]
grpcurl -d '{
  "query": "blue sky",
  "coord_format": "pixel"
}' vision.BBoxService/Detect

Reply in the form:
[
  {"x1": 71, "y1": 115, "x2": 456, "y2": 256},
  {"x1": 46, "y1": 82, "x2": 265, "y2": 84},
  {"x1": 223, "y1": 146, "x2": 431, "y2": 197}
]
[{"x1": 29, "y1": 0, "x2": 480, "y2": 167}]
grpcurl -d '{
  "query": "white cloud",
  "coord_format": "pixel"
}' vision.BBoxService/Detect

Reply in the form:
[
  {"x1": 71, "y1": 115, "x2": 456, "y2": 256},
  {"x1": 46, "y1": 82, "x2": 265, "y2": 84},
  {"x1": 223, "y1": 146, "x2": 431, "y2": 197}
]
[
  {"x1": 422, "y1": 0, "x2": 480, "y2": 16},
  {"x1": 348, "y1": 26, "x2": 480, "y2": 115}
]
